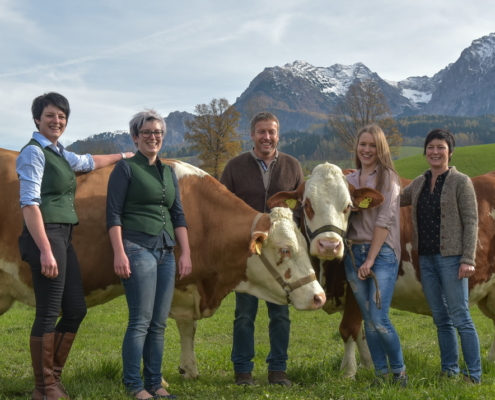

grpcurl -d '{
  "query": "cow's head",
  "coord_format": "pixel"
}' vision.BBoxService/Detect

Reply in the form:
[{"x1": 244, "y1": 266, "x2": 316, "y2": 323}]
[
  {"x1": 268, "y1": 163, "x2": 383, "y2": 260},
  {"x1": 235, "y1": 207, "x2": 326, "y2": 311}
]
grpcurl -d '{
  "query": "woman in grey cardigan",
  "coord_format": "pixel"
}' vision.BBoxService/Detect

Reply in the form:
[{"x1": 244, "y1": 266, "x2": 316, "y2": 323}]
[{"x1": 401, "y1": 129, "x2": 481, "y2": 384}]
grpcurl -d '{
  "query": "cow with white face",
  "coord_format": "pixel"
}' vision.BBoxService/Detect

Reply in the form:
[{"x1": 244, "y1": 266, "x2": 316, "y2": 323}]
[
  {"x1": 269, "y1": 163, "x2": 384, "y2": 262},
  {"x1": 235, "y1": 207, "x2": 320, "y2": 307},
  {"x1": 273, "y1": 164, "x2": 495, "y2": 379},
  {"x1": 268, "y1": 162, "x2": 385, "y2": 377},
  {"x1": 0, "y1": 148, "x2": 325, "y2": 381}
]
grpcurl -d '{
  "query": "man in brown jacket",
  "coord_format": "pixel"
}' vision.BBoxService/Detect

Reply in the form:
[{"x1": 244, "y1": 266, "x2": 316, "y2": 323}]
[{"x1": 220, "y1": 112, "x2": 304, "y2": 387}]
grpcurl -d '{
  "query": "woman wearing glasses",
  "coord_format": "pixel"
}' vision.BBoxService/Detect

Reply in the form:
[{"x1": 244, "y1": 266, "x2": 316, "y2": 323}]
[
  {"x1": 107, "y1": 109, "x2": 192, "y2": 400},
  {"x1": 17, "y1": 92, "x2": 133, "y2": 400}
]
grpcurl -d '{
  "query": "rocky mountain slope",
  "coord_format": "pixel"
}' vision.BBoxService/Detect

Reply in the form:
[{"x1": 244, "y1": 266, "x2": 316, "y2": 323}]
[
  {"x1": 233, "y1": 32, "x2": 495, "y2": 129},
  {"x1": 70, "y1": 32, "x2": 495, "y2": 147}
]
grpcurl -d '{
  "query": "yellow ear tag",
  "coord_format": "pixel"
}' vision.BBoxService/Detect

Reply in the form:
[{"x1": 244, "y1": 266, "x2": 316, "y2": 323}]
[
  {"x1": 284, "y1": 199, "x2": 297, "y2": 209},
  {"x1": 255, "y1": 241, "x2": 262, "y2": 255},
  {"x1": 358, "y1": 197, "x2": 372, "y2": 209}
]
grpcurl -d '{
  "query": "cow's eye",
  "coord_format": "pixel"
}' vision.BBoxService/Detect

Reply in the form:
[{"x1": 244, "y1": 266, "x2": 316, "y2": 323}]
[
  {"x1": 343, "y1": 204, "x2": 351, "y2": 214},
  {"x1": 279, "y1": 248, "x2": 291, "y2": 257}
]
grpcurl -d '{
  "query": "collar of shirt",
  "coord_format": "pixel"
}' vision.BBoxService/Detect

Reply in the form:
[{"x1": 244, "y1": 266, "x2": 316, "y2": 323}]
[
  {"x1": 424, "y1": 168, "x2": 450, "y2": 177},
  {"x1": 249, "y1": 148, "x2": 278, "y2": 171},
  {"x1": 346, "y1": 166, "x2": 378, "y2": 189},
  {"x1": 32, "y1": 131, "x2": 64, "y2": 155}
]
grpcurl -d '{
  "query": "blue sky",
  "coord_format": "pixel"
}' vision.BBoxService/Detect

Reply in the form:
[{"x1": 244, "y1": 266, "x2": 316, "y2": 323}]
[{"x1": 1, "y1": 0, "x2": 495, "y2": 151}]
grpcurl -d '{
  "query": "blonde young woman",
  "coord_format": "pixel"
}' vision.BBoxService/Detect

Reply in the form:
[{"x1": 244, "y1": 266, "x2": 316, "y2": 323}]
[{"x1": 344, "y1": 125, "x2": 407, "y2": 387}]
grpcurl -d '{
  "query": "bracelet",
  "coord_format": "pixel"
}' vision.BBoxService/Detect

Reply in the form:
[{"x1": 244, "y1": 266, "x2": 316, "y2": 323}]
[{"x1": 121, "y1": 152, "x2": 126, "y2": 160}]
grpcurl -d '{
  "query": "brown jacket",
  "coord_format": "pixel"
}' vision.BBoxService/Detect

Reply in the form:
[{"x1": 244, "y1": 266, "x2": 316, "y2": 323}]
[
  {"x1": 220, "y1": 151, "x2": 304, "y2": 219},
  {"x1": 400, "y1": 166, "x2": 478, "y2": 266}
]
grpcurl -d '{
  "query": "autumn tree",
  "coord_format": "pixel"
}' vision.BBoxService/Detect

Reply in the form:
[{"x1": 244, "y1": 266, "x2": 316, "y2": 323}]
[
  {"x1": 185, "y1": 98, "x2": 242, "y2": 179},
  {"x1": 328, "y1": 79, "x2": 402, "y2": 156}
]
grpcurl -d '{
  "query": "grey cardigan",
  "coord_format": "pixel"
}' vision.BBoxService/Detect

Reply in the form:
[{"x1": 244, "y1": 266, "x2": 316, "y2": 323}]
[{"x1": 400, "y1": 166, "x2": 478, "y2": 266}]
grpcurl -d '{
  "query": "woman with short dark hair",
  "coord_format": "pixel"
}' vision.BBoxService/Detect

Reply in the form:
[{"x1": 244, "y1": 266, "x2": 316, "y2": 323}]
[
  {"x1": 401, "y1": 128, "x2": 481, "y2": 383},
  {"x1": 17, "y1": 92, "x2": 133, "y2": 400},
  {"x1": 107, "y1": 109, "x2": 192, "y2": 400}
]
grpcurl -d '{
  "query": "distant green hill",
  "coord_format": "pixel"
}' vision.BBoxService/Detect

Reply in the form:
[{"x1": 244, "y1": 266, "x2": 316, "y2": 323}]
[
  {"x1": 397, "y1": 146, "x2": 423, "y2": 159},
  {"x1": 395, "y1": 143, "x2": 495, "y2": 179}
]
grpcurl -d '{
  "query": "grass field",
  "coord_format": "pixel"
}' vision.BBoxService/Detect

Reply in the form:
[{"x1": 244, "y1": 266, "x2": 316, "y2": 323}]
[
  {"x1": 1, "y1": 294, "x2": 494, "y2": 399},
  {"x1": 302, "y1": 144, "x2": 495, "y2": 179},
  {"x1": 395, "y1": 143, "x2": 495, "y2": 179},
  {"x1": 397, "y1": 146, "x2": 423, "y2": 159}
]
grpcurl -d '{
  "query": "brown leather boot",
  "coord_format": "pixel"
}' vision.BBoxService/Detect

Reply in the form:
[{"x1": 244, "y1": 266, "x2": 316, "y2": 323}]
[
  {"x1": 30, "y1": 333, "x2": 70, "y2": 400},
  {"x1": 30, "y1": 336, "x2": 45, "y2": 400},
  {"x1": 53, "y1": 331, "x2": 76, "y2": 397}
]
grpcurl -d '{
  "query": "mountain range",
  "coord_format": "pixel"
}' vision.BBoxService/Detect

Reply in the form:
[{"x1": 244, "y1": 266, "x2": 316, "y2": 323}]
[{"x1": 69, "y1": 32, "x2": 495, "y2": 149}]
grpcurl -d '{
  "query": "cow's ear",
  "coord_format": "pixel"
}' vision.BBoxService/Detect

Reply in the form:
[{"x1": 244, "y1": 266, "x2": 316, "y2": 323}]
[
  {"x1": 348, "y1": 183, "x2": 384, "y2": 210},
  {"x1": 249, "y1": 232, "x2": 268, "y2": 255},
  {"x1": 267, "y1": 181, "x2": 305, "y2": 210}
]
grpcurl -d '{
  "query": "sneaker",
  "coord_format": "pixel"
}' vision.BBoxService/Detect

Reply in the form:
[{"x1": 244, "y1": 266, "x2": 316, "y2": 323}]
[
  {"x1": 393, "y1": 372, "x2": 408, "y2": 388},
  {"x1": 268, "y1": 371, "x2": 292, "y2": 387},
  {"x1": 235, "y1": 372, "x2": 255, "y2": 386}
]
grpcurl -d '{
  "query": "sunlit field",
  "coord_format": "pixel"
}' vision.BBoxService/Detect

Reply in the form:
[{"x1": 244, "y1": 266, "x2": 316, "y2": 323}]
[
  {"x1": 395, "y1": 143, "x2": 495, "y2": 179},
  {"x1": 1, "y1": 293, "x2": 494, "y2": 399}
]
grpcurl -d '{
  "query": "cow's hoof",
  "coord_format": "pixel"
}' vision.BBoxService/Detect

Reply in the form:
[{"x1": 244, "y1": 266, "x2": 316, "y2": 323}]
[{"x1": 178, "y1": 366, "x2": 199, "y2": 379}]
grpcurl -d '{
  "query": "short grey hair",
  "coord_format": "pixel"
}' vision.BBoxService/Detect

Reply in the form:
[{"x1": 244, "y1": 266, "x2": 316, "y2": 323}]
[{"x1": 129, "y1": 109, "x2": 166, "y2": 138}]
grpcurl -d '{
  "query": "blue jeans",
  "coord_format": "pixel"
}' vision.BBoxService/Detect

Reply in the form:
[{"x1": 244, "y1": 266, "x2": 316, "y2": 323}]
[
  {"x1": 344, "y1": 244, "x2": 405, "y2": 375},
  {"x1": 121, "y1": 240, "x2": 176, "y2": 394},
  {"x1": 231, "y1": 292, "x2": 290, "y2": 373},
  {"x1": 419, "y1": 254, "x2": 481, "y2": 382}
]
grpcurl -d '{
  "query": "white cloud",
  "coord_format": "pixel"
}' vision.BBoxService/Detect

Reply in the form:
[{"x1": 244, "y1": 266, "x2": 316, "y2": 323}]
[{"x1": 1, "y1": 0, "x2": 495, "y2": 150}]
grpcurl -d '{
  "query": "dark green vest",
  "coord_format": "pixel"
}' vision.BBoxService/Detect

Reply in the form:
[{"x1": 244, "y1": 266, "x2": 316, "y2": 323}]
[
  {"x1": 121, "y1": 151, "x2": 176, "y2": 239},
  {"x1": 22, "y1": 139, "x2": 78, "y2": 224}
]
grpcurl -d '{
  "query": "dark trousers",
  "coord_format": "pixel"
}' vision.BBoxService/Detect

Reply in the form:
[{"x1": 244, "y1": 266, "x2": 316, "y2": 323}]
[{"x1": 19, "y1": 224, "x2": 87, "y2": 337}]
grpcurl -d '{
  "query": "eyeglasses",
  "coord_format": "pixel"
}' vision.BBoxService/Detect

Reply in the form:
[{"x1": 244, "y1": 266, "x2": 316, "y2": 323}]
[{"x1": 138, "y1": 130, "x2": 164, "y2": 138}]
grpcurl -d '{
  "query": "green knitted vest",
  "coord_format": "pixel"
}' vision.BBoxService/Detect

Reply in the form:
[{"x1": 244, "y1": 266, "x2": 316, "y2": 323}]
[
  {"x1": 21, "y1": 139, "x2": 78, "y2": 224},
  {"x1": 121, "y1": 152, "x2": 176, "y2": 239}
]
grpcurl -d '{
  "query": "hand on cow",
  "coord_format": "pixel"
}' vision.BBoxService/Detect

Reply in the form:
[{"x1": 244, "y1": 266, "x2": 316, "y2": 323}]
[
  {"x1": 40, "y1": 251, "x2": 58, "y2": 278},
  {"x1": 358, "y1": 259, "x2": 374, "y2": 280},
  {"x1": 459, "y1": 263, "x2": 475, "y2": 279},
  {"x1": 178, "y1": 254, "x2": 192, "y2": 280},
  {"x1": 114, "y1": 253, "x2": 131, "y2": 279}
]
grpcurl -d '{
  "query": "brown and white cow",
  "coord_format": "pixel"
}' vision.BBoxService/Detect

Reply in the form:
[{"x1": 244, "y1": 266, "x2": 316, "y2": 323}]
[
  {"x1": 271, "y1": 163, "x2": 495, "y2": 378},
  {"x1": 0, "y1": 148, "x2": 325, "y2": 379}
]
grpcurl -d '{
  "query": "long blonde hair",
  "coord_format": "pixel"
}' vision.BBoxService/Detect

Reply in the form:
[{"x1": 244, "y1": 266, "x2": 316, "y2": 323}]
[{"x1": 354, "y1": 124, "x2": 399, "y2": 193}]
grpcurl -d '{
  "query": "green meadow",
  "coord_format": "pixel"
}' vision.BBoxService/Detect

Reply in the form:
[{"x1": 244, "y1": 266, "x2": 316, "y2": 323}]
[
  {"x1": 395, "y1": 143, "x2": 495, "y2": 179},
  {"x1": 1, "y1": 294, "x2": 494, "y2": 399},
  {"x1": 397, "y1": 146, "x2": 424, "y2": 159},
  {"x1": 2, "y1": 144, "x2": 495, "y2": 399}
]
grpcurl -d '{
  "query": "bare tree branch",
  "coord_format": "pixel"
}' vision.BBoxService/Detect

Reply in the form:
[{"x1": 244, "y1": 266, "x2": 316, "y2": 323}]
[{"x1": 328, "y1": 79, "x2": 402, "y2": 156}]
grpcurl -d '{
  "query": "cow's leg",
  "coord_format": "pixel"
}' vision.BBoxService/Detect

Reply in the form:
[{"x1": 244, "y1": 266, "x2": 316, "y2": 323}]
[
  {"x1": 477, "y1": 295, "x2": 495, "y2": 361},
  {"x1": 339, "y1": 288, "x2": 365, "y2": 379},
  {"x1": 175, "y1": 319, "x2": 199, "y2": 379},
  {"x1": 356, "y1": 325, "x2": 373, "y2": 369},
  {"x1": 0, "y1": 294, "x2": 15, "y2": 315}
]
